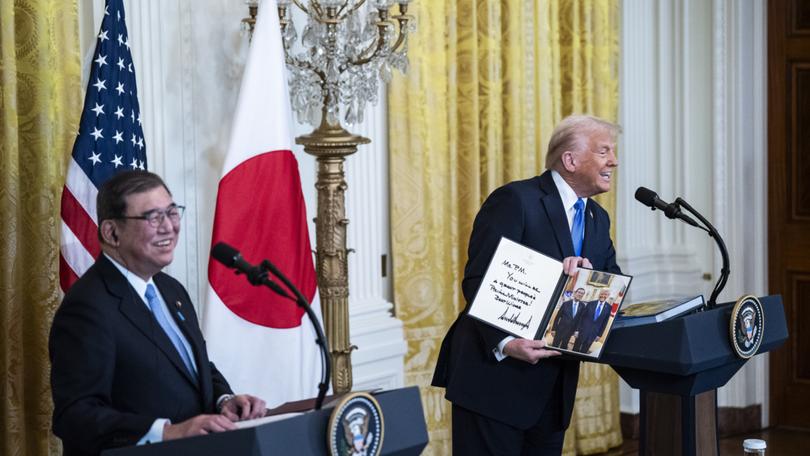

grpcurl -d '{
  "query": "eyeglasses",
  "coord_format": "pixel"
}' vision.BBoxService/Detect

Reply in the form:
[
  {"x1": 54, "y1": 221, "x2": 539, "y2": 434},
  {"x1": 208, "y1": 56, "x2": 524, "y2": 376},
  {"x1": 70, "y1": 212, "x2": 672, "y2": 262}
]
[{"x1": 117, "y1": 205, "x2": 186, "y2": 227}]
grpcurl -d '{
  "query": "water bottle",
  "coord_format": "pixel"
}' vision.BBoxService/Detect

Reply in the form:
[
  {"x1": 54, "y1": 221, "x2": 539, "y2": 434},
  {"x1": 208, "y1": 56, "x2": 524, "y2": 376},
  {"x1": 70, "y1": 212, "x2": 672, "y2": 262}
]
[{"x1": 742, "y1": 439, "x2": 766, "y2": 455}]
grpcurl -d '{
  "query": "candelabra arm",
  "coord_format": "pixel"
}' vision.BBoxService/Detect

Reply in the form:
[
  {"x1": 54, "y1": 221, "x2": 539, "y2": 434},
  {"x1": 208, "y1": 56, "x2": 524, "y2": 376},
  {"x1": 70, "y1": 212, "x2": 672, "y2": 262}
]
[
  {"x1": 350, "y1": 35, "x2": 387, "y2": 67},
  {"x1": 291, "y1": 0, "x2": 309, "y2": 15},
  {"x1": 349, "y1": 16, "x2": 393, "y2": 67},
  {"x1": 311, "y1": 1, "x2": 326, "y2": 18},
  {"x1": 388, "y1": 17, "x2": 409, "y2": 53},
  {"x1": 349, "y1": 9, "x2": 410, "y2": 67},
  {"x1": 389, "y1": 3, "x2": 411, "y2": 53},
  {"x1": 335, "y1": 0, "x2": 366, "y2": 20}
]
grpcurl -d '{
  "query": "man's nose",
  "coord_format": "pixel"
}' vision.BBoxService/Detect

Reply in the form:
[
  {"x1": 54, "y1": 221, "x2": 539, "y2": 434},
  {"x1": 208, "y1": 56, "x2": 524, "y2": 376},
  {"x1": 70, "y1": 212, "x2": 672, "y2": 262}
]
[{"x1": 607, "y1": 149, "x2": 618, "y2": 166}]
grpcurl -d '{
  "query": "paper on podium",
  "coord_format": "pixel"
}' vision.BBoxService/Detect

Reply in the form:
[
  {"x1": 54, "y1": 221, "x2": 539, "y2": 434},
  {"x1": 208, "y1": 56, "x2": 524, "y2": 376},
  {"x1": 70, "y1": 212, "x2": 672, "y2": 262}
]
[{"x1": 233, "y1": 412, "x2": 303, "y2": 429}]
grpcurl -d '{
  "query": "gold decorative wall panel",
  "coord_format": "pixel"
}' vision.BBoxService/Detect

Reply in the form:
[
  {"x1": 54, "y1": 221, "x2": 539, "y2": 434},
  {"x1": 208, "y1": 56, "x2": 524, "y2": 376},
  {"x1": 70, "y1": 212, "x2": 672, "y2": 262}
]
[{"x1": 1, "y1": 1, "x2": 81, "y2": 454}]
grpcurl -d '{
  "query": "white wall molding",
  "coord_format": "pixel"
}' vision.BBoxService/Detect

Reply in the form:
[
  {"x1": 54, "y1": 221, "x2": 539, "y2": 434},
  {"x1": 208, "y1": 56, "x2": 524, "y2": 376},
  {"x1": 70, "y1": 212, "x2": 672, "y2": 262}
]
[
  {"x1": 121, "y1": 0, "x2": 205, "y2": 293},
  {"x1": 619, "y1": 248, "x2": 704, "y2": 300},
  {"x1": 343, "y1": 87, "x2": 405, "y2": 390},
  {"x1": 618, "y1": 0, "x2": 704, "y2": 309},
  {"x1": 711, "y1": 0, "x2": 769, "y2": 426},
  {"x1": 619, "y1": 0, "x2": 768, "y2": 419},
  {"x1": 618, "y1": 0, "x2": 705, "y2": 294}
]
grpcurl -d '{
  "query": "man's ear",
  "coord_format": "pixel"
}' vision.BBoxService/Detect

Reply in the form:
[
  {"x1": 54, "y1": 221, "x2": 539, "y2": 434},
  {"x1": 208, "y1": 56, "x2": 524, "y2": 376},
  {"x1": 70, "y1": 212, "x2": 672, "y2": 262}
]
[
  {"x1": 561, "y1": 150, "x2": 577, "y2": 173},
  {"x1": 100, "y1": 220, "x2": 119, "y2": 246}
]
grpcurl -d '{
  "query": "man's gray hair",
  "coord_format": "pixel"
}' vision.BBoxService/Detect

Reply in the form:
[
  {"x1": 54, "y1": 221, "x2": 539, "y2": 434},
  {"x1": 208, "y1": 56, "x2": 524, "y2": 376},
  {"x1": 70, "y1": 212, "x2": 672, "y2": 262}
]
[
  {"x1": 96, "y1": 170, "x2": 171, "y2": 241},
  {"x1": 545, "y1": 114, "x2": 621, "y2": 170}
]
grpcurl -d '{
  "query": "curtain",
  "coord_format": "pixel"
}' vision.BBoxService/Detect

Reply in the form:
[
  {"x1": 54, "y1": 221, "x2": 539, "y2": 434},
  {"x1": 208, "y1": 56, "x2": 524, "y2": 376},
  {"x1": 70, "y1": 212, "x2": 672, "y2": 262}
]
[
  {"x1": 389, "y1": 1, "x2": 621, "y2": 454},
  {"x1": 0, "y1": 0, "x2": 81, "y2": 454}
]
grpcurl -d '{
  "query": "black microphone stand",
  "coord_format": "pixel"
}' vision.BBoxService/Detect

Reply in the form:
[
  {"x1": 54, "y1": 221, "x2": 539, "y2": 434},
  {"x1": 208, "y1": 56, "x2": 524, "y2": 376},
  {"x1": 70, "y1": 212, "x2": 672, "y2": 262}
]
[
  {"x1": 256, "y1": 260, "x2": 331, "y2": 410},
  {"x1": 670, "y1": 197, "x2": 730, "y2": 309}
]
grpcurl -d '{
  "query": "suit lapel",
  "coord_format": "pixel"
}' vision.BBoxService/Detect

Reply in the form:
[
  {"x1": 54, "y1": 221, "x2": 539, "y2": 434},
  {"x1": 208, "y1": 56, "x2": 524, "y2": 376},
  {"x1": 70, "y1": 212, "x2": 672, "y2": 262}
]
[
  {"x1": 97, "y1": 256, "x2": 200, "y2": 389},
  {"x1": 153, "y1": 275, "x2": 204, "y2": 391},
  {"x1": 538, "y1": 171, "x2": 575, "y2": 258}
]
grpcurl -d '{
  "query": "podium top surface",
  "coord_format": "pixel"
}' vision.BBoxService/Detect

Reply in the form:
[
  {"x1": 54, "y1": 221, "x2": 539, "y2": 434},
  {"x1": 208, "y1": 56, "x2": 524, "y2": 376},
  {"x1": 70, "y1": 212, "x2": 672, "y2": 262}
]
[
  {"x1": 600, "y1": 295, "x2": 787, "y2": 376},
  {"x1": 101, "y1": 386, "x2": 428, "y2": 456}
]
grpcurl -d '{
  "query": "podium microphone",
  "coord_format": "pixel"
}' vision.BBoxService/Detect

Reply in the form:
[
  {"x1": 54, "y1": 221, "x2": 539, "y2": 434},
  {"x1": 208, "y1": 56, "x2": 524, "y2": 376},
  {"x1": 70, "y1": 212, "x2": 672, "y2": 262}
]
[
  {"x1": 633, "y1": 187, "x2": 730, "y2": 309},
  {"x1": 210, "y1": 241, "x2": 332, "y2": 409},
  {"x1": 212, "y1": 242, "x2": 257, "y2": 275},
  {"x1": 211, "y1": 242, "x2": 290, "y2": 298},
  {"x1": 634, "y1": 186, "x2": 699, "y2": 227}
]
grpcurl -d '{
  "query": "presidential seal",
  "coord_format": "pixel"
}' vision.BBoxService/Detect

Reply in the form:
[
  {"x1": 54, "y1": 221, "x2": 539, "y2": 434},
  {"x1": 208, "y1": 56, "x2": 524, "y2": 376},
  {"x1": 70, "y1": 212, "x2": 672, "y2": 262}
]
[
  {"x1": 327, "y1": 392, "x2": 384, "y2": 456},
  {"x1": 729, "y1": 295, "x2": 764, "y2": 359}
]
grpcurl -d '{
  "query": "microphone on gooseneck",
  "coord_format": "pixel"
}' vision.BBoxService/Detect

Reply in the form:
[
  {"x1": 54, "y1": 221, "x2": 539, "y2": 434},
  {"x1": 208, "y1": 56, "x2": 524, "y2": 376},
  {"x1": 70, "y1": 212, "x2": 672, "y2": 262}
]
[
  {"x1": 634, "y1": 186, "x2": 700, "y2": 227},
  {"x1": 211, "y1": 242, "x2": 291, "y2": 298},
  {"x1": 212, "y1": 242, "x2": 257, "y2": 276}
]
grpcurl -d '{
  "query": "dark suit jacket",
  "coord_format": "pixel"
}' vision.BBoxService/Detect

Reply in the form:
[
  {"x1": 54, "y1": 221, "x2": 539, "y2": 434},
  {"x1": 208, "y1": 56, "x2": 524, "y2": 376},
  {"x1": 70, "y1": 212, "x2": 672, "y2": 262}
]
[
  {"x1": 432, "y1": 171, "x2": 621, "y2": 430},
  {"x1": 50, "y1": 255, "x2": 233, "y2": 456},
  {"x1": 552, "y1": 299, "x2": 585, "y2": 343},
  {"x1": 576, "y1": 300, "x2": 612, "y2": 349}
]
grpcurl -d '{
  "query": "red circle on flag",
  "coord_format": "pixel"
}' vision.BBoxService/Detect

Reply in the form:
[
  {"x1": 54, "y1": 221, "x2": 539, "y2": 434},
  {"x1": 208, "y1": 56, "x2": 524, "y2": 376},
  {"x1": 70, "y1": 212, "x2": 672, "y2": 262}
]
[{"x1": 208, "y1": 151, "x2": 317, "y2": 329}]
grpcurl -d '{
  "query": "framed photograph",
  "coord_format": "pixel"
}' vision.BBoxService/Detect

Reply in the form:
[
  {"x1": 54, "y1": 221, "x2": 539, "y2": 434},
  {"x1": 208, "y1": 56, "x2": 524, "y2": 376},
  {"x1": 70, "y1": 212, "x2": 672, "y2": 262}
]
[
  {"x1": 587, "y1": 270, "x2": 613, "y2": 288},
  {"x1": 542, "y1": 270, "x2": 633, "y2": 359}
]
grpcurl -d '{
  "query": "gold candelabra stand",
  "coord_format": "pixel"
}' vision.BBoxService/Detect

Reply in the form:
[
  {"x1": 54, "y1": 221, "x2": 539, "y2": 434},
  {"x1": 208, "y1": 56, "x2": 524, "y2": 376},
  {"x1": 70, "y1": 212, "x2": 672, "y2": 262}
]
[{"x1": 251, "y1": 0, "x2": 413, "y2": 394}]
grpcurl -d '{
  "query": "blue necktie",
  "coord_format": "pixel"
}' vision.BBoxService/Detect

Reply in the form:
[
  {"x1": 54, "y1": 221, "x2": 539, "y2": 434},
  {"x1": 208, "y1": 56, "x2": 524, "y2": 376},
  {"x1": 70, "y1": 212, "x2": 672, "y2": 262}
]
[
  {"x1": 594, "y1": 302, "x2": 603, "y2": 321},
  {"x1": 572, "y1": 198, "x2": 585, "y2": 256},
  {"x1": 145, "y1": 284, "x2": 197, "y2": 377}
]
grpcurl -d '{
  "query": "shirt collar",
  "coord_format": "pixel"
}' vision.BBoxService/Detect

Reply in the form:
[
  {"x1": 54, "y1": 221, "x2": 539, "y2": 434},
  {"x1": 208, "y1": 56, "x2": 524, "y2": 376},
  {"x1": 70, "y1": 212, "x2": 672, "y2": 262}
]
[
  {"x1": 104, "y1": 253, "x2": 156, "y2": 303},
  {"x1": 551, "y1": 169, "x2": 588, "y2": 212}
]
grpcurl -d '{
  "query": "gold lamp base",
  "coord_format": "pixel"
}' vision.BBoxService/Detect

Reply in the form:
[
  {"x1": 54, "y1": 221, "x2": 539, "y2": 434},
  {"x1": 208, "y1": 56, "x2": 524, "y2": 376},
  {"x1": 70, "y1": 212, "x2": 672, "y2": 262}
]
[{"x1": 297, "y1": 122, "x2": 369, "y2": 394}]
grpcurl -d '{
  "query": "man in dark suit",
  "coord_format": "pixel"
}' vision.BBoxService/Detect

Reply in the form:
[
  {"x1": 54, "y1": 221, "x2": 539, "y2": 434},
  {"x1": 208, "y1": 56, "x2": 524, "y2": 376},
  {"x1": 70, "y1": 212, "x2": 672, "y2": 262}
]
[
  {"x1": 551, "y1": 287, "x2": 586, "y2": 349},
  {"x1": 432, "y1": 115, "x2": 622, "y2": 455},
  {"x1": 50, "y1": 171, "x2": 266, "y2": 456},
  {"x1": 573, "y1": 288, "x2": 613, "y2": 354}
]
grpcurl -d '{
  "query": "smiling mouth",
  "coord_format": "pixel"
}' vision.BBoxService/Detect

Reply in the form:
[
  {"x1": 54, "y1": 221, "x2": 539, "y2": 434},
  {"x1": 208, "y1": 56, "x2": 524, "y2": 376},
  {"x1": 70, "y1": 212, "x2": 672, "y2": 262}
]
[
  {"x1": 600, "y1": 172, "x2": 612, "y2": 180},
  {"x1": 154, "y1": 239, "x2": 172, "y2": 247}
]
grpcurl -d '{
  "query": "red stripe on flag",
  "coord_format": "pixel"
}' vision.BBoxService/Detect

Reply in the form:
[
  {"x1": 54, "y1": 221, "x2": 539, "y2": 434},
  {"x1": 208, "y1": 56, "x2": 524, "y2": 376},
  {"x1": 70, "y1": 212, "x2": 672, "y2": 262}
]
[
  {"x1": 208, "y1": 150, "x2": 316, "y2": 329},
  {"x1": 60, "y1": 188, "x2": 102, "y2": 259},
  {"x1": 59, "y1": 253, "x2": 81, "y2": 292}
]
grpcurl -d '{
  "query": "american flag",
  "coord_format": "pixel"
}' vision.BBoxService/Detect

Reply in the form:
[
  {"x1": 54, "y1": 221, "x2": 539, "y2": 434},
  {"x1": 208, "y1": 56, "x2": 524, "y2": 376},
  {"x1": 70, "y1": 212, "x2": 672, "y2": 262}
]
[{"x1": 60, "y1": 0, "x2": 146, "y2": 292}]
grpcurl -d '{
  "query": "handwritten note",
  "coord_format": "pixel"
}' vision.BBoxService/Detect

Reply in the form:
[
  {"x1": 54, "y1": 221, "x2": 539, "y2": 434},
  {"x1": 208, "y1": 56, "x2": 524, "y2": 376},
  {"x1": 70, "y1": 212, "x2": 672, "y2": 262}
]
[{"x1": 468, "y1": 237, "x2": 564, "y2": 339}]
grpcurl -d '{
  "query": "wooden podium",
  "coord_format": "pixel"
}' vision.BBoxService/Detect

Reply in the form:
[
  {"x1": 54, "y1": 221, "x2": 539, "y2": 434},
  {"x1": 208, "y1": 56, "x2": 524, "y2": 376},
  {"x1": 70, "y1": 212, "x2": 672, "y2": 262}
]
[
  {"x1": 600, "y1": 295, "x2": 787, "y2": 456},
  {"x1": 102, "y1": 387, "x2": 428, "y2": 456}
]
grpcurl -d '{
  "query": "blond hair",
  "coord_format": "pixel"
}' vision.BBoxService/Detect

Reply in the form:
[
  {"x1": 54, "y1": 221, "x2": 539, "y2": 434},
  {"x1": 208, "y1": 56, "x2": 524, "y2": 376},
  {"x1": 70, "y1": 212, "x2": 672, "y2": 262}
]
[{"x1": 545, "y1": 115, "x2": 621, "y2": 170}]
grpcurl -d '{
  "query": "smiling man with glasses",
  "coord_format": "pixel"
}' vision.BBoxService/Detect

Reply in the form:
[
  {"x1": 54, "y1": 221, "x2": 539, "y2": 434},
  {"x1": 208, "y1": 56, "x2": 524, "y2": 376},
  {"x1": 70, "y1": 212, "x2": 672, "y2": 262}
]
[{"x1": 50, "y1": 170, "x2": 267, "y2": 456}]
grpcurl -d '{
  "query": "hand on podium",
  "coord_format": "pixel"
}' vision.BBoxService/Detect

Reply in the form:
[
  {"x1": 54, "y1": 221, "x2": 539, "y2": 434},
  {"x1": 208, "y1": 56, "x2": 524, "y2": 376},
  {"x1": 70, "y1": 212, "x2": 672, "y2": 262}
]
[
  {"x1": 219, "y1": 394, "x2": 267, "y2": 421},
  {"x1": 162, "y1": 394, "x2": 267, "y2": 440},
  {"x1": 163, "y1": 415, "x2": 236, "y2": 440}
]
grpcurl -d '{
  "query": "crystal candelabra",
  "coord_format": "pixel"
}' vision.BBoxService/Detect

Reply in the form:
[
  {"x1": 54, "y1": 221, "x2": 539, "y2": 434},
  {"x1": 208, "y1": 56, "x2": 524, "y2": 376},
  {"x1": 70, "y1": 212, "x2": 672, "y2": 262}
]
[
  {"x1": 265, "y1": 0, "x2": 413, "y2": 394},
  {"x1": 277, "y1": 0, "x2": 413, "y2": 127}
]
